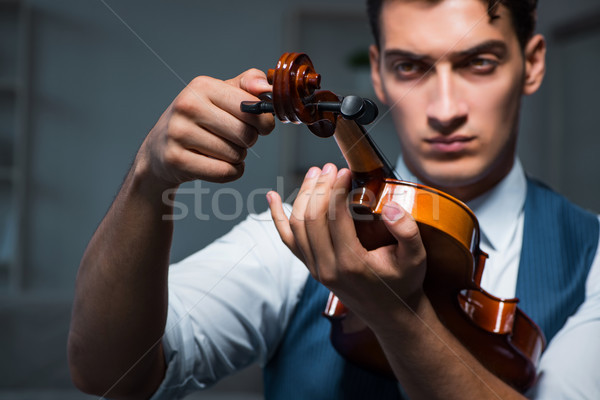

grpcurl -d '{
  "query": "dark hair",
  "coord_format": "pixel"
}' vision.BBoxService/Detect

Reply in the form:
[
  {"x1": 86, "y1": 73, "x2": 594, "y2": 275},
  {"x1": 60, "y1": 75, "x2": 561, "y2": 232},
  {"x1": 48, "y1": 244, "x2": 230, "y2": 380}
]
[{"x1": 366, "y1": 0, "x2": 538, "y2": 49}]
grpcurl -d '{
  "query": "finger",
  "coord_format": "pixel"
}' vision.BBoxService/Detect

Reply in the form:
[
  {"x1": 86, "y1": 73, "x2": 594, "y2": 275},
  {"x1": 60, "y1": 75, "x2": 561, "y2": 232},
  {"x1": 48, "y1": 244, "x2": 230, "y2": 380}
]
[
  {"x1": 162, "y1": 145, "x2": 244, "y2": 184},
  {"x1": 327, "y1": 168, "x2": 369, "y2": 269},
  {"x1": 267, "y1": 191, "x2": 304, "y2": 263},
  {"x1": 196, "y1": 105, "x2": 261, "y2": 149},
  {"x1": 291, "y1": 166, "x2": 322, "y2": 222},
  {"x1": 381, "y1": 201, "x2": 426, "y2": 263},
  {"x1": 171, "y1": 87, "x2": 262, "y2": 149},
  {"x1": 181, "y1": 74, "x2": 274, "y2": 141},
  {"x1": 288, "y1": 166, "x2": 322, "y2": 275},
  {"x1": 328, "y1": 168, "x2": 360, "y2": 244},
  {"x1": 168, "y1": 115, "x2": 249, "y2": 165},
  {"x1": 225, "y1": 69, "x2": 275, "y2": 136},
  {"x1": 228, "y1": 68, "x2": 272, "y2": 97},
  {"x1": 303, "y1": 164, "x2": 339, "y2": 281}
]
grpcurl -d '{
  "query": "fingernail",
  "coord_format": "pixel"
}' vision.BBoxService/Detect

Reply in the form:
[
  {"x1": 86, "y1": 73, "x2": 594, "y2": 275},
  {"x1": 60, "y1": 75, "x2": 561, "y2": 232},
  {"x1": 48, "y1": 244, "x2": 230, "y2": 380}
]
[
  {"x1": 256, "y1": 78, "x2": 271, "y2": 90},
  {"x1": 306, "y1": 167, "x2": 320, "y2": 179},
  {"x1": 383, "y1": 203, "x2": 404, "y2": 222},
  {"x1": 266, "y1": 191, "x2": 273, "y2": 205},
  {"x1": 322, "y1": 164, "x2": 334, "y2": 175}
]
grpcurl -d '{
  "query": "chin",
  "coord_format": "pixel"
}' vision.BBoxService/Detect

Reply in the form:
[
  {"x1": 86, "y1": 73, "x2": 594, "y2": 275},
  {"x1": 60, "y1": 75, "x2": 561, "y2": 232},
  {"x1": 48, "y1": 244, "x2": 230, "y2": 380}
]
[
  {"x1": 418, "y1": 162, "x2": 486, "y2": 192},
  {"x1": 427, "y1": 173, "x2": 479, "y2": 191}
]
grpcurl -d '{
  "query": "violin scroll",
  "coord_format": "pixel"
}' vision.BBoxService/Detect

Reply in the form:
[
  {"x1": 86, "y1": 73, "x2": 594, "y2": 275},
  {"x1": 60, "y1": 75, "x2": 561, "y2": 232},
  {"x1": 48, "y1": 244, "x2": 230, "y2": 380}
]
[{"x1": 241, "y1": 52, "x2": 378, "y2": 137}]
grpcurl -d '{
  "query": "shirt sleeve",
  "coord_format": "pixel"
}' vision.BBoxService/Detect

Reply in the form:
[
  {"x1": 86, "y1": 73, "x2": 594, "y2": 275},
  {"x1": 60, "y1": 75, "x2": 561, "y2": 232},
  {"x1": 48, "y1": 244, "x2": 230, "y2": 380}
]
[
  {"x1": 150, "y1": 208, "x2": 309, "y2": 400},
  {"x1": 527, "y1": 216, "x2": 600, "y2": 399}
]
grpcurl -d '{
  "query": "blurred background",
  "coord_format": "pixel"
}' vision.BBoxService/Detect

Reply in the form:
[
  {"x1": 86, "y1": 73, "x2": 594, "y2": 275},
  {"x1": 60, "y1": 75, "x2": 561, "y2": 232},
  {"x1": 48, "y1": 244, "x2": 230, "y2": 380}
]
[{"x1": 0, "y1": 0, "x2": 599, "y2": 398}]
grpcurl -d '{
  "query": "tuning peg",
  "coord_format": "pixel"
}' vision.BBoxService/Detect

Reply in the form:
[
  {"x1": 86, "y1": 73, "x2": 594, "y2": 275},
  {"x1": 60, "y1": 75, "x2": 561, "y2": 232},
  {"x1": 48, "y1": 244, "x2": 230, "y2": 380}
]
[
  {"x1": 241, "y1": 101, "x2": 274, "y2": 114},
  {"x1": 240, "y1": 92, "x2": 274, "y2": 114},
  {"x1": 315, "y1": 95, "x2": 378, "y2": 125}
]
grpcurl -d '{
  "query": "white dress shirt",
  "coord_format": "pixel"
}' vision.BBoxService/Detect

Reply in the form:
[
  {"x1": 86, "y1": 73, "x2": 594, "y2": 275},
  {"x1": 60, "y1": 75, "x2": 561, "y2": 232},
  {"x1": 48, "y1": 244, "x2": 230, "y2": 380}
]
[
  {"x1": 393, "y1": 157, "x2": 526, "y2": 299},
  {"x1": 152, "y1": 159, "x2": 600, "y2": 400}
]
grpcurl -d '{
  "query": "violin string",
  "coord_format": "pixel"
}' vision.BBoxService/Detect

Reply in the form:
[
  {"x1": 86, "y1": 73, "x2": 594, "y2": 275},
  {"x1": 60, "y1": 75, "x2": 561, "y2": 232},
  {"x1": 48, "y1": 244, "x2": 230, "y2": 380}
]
[
  {"x1": 342, "y1": 242, "x2": 504, "y2": 400},
  {"x1": 367, "y1": 132, "x2": 402, "y2": 180},
  {"x1": 369, "y1": 136, "x2": 402, "y2": 180},
  {"x1": 339, "y1": 129, "x2": 402, "y2": 180}
]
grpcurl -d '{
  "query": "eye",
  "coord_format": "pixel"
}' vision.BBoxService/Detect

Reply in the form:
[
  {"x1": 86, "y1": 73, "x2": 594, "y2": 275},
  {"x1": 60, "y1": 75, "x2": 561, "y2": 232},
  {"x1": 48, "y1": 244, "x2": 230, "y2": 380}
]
[
  {"x1": 467, "y1": 57, "x2": 498, "y2": 74},
  {"x1": 392, "y1": 61, "x2": 426, "y2": 79}
]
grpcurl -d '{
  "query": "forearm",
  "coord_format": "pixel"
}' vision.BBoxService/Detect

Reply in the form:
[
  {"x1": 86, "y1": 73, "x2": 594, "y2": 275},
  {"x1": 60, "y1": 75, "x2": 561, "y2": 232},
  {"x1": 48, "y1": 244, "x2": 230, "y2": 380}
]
[
  {"x1": 68, "y1": 157, "x2": 174, "y2": 399},
  {"x1": 67, "y1": 69, "x2": 272, "y2": 398},
  {"x1": 372, "y1": 295, "x2": 525, "y2": 400}
]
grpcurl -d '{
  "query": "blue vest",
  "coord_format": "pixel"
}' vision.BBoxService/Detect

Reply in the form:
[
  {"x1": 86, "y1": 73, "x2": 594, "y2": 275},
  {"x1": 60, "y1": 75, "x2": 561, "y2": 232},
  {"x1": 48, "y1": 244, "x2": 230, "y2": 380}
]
[{"x1": 263, "y1": 179, "x2": 599, "y2": 399}]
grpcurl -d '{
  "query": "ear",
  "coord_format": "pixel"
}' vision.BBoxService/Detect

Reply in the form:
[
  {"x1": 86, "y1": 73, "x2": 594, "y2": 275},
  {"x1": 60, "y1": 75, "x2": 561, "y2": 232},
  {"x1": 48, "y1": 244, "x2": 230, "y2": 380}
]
[
  {"x1": 523, "y1": 34, "x2": 546, "y2": 96},
  {"x1": 369, "y1": 45, "x2": 388, "y2": 105}
]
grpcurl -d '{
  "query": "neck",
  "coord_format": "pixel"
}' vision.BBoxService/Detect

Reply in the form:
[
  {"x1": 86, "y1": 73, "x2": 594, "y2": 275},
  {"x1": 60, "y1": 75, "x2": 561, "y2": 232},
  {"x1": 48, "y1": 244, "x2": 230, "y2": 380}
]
[{"x1": 420, "y1": 156, "x2": 515, "y2": 203}]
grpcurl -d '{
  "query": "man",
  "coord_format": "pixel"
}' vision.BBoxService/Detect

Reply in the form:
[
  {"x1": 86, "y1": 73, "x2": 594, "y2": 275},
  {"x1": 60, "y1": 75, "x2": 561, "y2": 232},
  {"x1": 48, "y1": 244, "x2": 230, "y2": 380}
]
[{"x1": 68, "y1": 0, "x2": 600, "y2": 399}]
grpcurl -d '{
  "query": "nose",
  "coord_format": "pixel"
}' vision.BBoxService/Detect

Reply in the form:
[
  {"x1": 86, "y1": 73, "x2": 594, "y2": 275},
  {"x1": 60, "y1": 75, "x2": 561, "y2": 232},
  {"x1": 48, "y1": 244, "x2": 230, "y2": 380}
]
[{"x1": 426, "y1": 67, "x2": 468, "y2": 134}]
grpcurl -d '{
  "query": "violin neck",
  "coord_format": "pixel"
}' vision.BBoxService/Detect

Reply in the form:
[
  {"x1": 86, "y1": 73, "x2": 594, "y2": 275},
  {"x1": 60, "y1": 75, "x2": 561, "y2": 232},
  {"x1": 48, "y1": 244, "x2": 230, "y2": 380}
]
[{"x1": 333, "y1": 118, "x2": 395, "y2": 178}]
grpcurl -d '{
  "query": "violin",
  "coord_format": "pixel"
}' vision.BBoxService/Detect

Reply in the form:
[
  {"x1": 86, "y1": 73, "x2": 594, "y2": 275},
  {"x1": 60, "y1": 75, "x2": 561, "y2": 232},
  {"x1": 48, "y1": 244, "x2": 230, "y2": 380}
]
[{"x1": 242, "y1": 52, "x2": 545, "y2": 392}]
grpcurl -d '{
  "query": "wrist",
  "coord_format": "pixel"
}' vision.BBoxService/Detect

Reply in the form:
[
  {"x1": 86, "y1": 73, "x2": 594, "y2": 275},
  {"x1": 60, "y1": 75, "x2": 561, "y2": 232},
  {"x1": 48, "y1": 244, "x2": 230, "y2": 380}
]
[
  {"x1": 131, "y1": 144, "x2": 180, "y2": 195},
  {"x1": 117, "y1": 153, "x2": 179, "y2": 223},
  {"x1": 367, "y1": 289, "x2": 435, "y2": 339}
]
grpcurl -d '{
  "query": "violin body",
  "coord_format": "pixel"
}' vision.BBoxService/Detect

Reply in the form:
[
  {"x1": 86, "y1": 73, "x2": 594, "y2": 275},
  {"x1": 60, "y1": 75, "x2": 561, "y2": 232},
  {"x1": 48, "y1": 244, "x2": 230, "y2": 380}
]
[
  {"x1": 326, "y1": 175, "x2": 544, "y2": 392},
  {"x1": 242, "y1": 52, "x2": 546, "y2": 392}
]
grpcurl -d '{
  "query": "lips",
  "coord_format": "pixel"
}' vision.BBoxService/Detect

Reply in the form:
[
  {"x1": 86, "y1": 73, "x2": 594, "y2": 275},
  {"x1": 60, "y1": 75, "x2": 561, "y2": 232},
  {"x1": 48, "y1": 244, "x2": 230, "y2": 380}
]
[{"x1": 425, "y1": 135, "x2": 474, "y2": 153}]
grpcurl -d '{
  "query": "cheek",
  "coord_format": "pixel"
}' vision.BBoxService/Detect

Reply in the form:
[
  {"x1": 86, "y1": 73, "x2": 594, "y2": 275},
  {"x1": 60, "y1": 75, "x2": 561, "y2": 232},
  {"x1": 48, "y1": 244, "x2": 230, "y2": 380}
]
[
  {"x1": 390, "y1": 107, "x2": 423, "y2": 152},
  {"x1": 386, "y1": 91, "x2": 428, "y2": 142},
  {"x1": 470, "y1": 79, "x2": 522, "y2": 144}
]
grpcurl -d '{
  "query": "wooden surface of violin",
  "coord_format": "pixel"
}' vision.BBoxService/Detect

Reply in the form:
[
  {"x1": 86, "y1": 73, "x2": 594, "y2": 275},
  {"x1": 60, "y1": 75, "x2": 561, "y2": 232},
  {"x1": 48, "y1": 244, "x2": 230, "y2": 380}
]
[{"x1": 242, "y1": 52, "x2": 545, "y2": 392}]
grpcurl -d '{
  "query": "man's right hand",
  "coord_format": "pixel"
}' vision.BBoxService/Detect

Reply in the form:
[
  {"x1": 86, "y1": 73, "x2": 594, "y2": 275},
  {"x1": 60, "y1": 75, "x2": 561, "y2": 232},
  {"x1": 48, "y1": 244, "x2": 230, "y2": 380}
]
[
  {"x1": 68, "y1": 68, "x2": 275, "y2": 399},
  {"x1": 135, "y1": 68, "x2": 275, "y2": 189}
]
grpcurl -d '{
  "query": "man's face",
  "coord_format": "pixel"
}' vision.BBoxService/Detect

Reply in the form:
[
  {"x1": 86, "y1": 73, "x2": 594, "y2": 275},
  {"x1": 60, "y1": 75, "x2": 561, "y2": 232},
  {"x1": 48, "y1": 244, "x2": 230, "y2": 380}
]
[{"x1": 370, "y1": 0, "x2": 542, "y2": 199}]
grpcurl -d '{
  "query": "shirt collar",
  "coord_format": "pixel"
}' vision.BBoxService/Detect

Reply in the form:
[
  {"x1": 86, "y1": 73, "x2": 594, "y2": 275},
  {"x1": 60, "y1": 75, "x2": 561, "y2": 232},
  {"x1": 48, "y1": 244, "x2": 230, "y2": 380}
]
[{"x1": 394, "y1": 156, "x2": 527, "y2": 251}]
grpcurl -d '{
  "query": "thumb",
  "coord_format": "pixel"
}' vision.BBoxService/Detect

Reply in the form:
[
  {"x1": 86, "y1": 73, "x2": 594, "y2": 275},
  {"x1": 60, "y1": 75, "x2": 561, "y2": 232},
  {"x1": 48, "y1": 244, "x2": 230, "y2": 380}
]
[
  {"x1": 381, "y1": 202, "x2": 425, "y2": 259},
  {"x1": 228, "y1": 68, "x2": 272, "y2": 97}
]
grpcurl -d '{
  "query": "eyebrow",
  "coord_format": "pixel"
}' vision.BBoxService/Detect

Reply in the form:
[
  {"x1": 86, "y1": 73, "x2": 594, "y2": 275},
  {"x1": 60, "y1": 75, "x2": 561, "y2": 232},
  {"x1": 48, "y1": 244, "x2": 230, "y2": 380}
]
[
  {"x1": 455, "y1": 40, "x2": 508, "y2": 59},
  {"x1": 383, "y1": 39, "x2": 508, "y2": 62}
]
